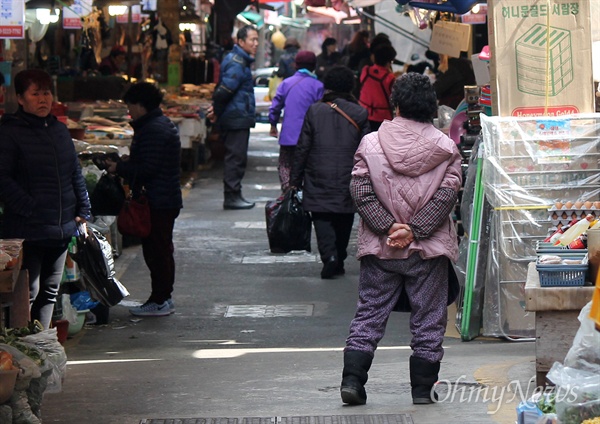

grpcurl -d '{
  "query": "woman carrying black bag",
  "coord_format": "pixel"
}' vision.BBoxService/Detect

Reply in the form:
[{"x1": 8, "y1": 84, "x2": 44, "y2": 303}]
[
  {"x1": 290, "y1": 66, "x2": 370, "y2": 279},
  {"x1": 0, "y1": 69, "x2": 91, "y2": 330},
  {"x1": 105, "y1": 82, "x2": 182, "y2": 317}
]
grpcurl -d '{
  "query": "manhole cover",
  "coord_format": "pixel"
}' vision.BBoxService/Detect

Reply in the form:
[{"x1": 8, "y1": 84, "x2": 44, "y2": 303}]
[
  {"x1": 224, "y1": 304, "x2": 314, "y2": 317},
  {"x1": 141, "y1": 415, "x2": 413, "y2": 424}
]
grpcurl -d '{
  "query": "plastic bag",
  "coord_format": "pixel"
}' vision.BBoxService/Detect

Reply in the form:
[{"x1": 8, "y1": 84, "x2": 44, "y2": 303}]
[
  {"x1": 563, "y1": 301, "x2": 600, "y2": 373},
  {"x1": 70, "y1": 291, "x2": 100, "y2": 311},
  {"x1": 547, "y1": 362, "x2": 600, "y2": 424},
  {"x1": 61, "y1": 294, "x2": 78, "y2": 326},
  {"x1": 71, "y1": 223, "x2": 129, "y2": 306},
  {"x1": 20, "y1": 329, "x2": 67, "y2": 394},
  {"x1": 265, "y1": 189, "x2": 311, "y2": 253}
]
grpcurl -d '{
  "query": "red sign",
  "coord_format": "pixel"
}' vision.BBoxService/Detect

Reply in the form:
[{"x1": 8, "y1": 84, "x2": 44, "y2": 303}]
[
  {"x1": 512, "y1": 106, "x2": 580, "y2": 118},
  {"x1": 0, "y1": 26, "x2": 24, "y2": 38},
  {"x1": 461, "y1": 13, "x2": 486, "y2": 24},
  {"x1": 63, "y1": 17, "x2": 81, "y2": 29},
  {"x1": 116, "y1": 14, "x2": 128, "y2": 24}
]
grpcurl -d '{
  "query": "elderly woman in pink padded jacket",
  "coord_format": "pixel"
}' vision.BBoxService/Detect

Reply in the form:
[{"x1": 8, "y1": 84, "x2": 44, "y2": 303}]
[{"x1": 340, "y1": 72, "x2": 463, "y2": 407}]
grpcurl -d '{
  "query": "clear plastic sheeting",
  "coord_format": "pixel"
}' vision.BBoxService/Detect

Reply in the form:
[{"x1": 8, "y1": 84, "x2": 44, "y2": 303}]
[{"x1": 480, "y1": 114, "x2": 600, "y2": 339}]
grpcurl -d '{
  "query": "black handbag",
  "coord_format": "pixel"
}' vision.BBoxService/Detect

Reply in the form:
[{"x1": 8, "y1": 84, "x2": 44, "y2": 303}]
[{"x1": 265, "y1": 188, "x2": 312, "y2": 253}]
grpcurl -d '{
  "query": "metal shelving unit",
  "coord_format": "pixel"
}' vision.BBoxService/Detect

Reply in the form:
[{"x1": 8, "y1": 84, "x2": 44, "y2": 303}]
[{"x1": 480, "y1": 114, "x2": 600, "y2": 339}]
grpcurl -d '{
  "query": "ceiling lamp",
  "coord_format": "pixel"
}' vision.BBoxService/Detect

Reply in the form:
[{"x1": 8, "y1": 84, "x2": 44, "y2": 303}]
[
  {"x1": 108, "y1": 5, "x2": 128, "y2": 16},
  {"x1": 36, "y1": 8, "x2": 60, "y2": 24}
]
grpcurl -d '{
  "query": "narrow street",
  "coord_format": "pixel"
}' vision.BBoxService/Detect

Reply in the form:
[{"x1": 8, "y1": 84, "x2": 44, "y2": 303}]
[{"x1": 41, "y1": 124, "x2": 536, "y2": 424}]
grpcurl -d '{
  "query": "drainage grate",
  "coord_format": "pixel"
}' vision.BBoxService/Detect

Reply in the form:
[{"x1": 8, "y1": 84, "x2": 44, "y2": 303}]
[
  {"x1": 224, "y1": 304, "x2": 314, "y2": 317},
  {"x1": 141, "y1": 415, "x2": 413, "y2": 424}
]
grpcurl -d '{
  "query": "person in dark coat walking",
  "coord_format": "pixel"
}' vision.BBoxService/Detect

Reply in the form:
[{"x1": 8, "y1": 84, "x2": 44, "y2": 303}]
[
  {"x1": 0, "y1": 69, "x2": 91, "y2": 330},
  {"x1": 290, "y1": 66, "x2": 370, "y2": 279},
  {"x1": 315, "y1": 38, "x2": 342, "y2": 81},
  {"x1": 276, "y1": 37, "x2": 301, "y2": 79},
  {"x1": 105, "y1": 82, "x2": 182, "y2": 317},
  {"x1": 208, "y1": 25, "x2": 259, "y2": 210}
]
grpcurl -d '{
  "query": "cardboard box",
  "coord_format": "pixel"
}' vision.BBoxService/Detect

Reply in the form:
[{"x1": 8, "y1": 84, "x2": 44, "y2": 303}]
[
  {"x1": 488, "y1": 0, "x2": 595, "y2": 117},
  {"x1": 0, "y1": 240, "x2": 23, "y2": 294}
]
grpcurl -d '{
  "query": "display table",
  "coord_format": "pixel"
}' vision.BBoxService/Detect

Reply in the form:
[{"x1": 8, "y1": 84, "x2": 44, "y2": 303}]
[{"x1": 525, "y1": 262, "x2": 595, "y2": 385}]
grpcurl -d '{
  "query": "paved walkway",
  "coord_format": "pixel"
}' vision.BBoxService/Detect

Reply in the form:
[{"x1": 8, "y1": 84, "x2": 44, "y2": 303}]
[{"x1": 41, "y1": 124, "x2": 537, "y2": 424}]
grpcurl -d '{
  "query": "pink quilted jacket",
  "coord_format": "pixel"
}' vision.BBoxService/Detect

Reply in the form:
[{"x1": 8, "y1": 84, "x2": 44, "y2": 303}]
[{"x1": 352, "y1": 116, "x2": 462, "y2": 261}]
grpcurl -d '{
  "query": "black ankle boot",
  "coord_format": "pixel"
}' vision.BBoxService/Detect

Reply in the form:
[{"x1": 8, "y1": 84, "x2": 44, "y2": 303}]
[
  {"x1": 321, "y1": 256, "x2": 338, "y2": 279},
  {"x1": 340, "y1": 350, "x2": 373, "y2": 405},
  {"x1": 409, "y1": 355, "x2": 440, "y2": 405},
  {"x1": 223, "y1": 191, "x2": 255, "y2": 210}
]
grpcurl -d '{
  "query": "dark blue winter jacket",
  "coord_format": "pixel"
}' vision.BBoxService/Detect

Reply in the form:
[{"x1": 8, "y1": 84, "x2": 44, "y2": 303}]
[
  {"x1": 116, "y1": 108, "x2": 182, "y2": 210},
  {"x1": 212, "y1": 44, "x2": 256, "y2": 130},
  {"x1": 0, "y1": 108, "x2": 91, "y2": 242}
]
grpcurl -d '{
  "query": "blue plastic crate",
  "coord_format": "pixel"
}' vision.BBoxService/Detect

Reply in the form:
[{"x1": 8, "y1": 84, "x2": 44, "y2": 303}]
[
  {"x1": 536, "y1": 252, "x2": 588, "y2": 287},
  {"x1": 535, "y1": 240, "x2": 587, "y2": 254}
]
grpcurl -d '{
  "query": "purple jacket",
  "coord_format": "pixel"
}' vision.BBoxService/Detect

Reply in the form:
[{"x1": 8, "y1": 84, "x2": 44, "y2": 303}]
[{"x1": 269, "y1": 71, "x2": 324, "y2": 146}]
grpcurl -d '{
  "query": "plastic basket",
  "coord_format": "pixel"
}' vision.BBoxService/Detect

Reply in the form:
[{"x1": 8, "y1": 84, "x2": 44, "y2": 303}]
[
  {"x1": 536, "y1": 253, "x2": 588, "y2": 287},
  {"x1": 535, "y1": 240, "x2": 587, "y2": 254}
]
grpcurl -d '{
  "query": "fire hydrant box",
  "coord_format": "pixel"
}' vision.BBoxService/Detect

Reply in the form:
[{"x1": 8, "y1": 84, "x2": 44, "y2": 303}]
[{"x1": 488, "y1": 0, "x2": 594, "y2": 117}]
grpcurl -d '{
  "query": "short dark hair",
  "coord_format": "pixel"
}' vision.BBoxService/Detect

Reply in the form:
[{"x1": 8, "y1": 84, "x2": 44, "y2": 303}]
[
  {"x1": 14, "y1": 69, "x2": 52, "y2": 96},
  {"x1": 369, "y1": 33, "x2": 391, "y2": 54},
  {"x1": 237, "y1": 25, "x2": 257, "y2": 42},
  {"x1": 323, "y1": 66, "x2": 354, "y2": 93},
  {"x1": 373, "y1": 44, "x2": 396, "y2": 66},
  {"x1": 122, "y1": 82, "x2": 163, "y2": 111},
  {"x1": 390, "y1": 72, "x2": 437, "y2": 123}
]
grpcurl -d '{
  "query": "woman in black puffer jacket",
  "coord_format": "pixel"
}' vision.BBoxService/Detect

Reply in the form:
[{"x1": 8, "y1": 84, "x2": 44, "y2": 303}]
[
  {"x1": 0, "y1": 69, "x2": 91, "y2": 330},
  {"x1": 105, "y1": 82, "x2": 182, "y2": 317}
]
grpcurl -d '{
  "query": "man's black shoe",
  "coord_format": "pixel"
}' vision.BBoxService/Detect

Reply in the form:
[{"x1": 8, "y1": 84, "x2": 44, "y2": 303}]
[
  {"x1": 224, "y1": 192, "x2": 255, "y2": 210},
  {"x1": 321, "y1": 256, "x2": 338, "y2": 279}
]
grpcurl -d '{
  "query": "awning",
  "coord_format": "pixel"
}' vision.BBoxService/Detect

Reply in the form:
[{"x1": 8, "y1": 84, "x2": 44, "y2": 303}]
[
  {"x1": 237, "y1": 11, "x2": 264, "y2": 29},
  {"x1": 306, "y1": 5, "x2": 357, "y2": 25}
]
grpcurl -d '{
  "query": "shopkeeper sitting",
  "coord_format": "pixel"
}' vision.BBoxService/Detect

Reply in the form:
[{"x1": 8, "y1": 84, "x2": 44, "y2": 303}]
[{"x1": 99, "y1": 45, "x2": 127, "y2": 76}]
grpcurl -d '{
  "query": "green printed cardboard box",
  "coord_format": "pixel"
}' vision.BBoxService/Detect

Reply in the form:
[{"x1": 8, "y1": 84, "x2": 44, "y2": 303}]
[{"x1": 488, "y1": 0, "x2": 594, "y2": 117}]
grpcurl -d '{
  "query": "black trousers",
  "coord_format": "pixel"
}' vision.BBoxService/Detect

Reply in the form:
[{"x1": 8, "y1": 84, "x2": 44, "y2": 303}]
[
  {"x1": 222, "y1": 129, "x2": 250, "y2": 193},
  {"x1": 311, "y1": 212, "x2": 355, "y2": 263},
  {"x1": 143, "y1": 208, "x2": 180, "y2": 304}
]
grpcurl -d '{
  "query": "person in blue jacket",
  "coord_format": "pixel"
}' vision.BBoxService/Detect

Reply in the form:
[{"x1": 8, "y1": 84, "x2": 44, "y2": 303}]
[
  {"x1": 0, "y1": 69, "x2": 91, "y2": 330},
  {"x1": 208, "y1": 25, "x2": 259, "y2": 210},
  {"x1": 105, "y1": 82, "x2": 182, "y2": 317}
]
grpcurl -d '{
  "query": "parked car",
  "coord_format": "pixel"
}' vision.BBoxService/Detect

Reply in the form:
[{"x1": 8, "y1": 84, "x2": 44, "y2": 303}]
[{"x1": 253, "y1": 67, "x2": 278, "y2": 123}]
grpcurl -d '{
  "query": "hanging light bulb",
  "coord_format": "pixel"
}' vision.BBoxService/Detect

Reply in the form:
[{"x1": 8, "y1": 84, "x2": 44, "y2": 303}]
[
  {"x1": 108, "y1": 5, "x2": 128, "y2": 16},
  {"x1": 49, "y1": 8, "x2": 60, "y2": 24},
  {"x1": 36, "y1": 8, "x2": 51, "y2": 25}
]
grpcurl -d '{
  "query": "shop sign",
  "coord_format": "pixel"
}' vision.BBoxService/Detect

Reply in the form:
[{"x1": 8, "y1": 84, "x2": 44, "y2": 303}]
[
  {"x1": 429, "y1": 20, "x2": 472, "y2": 58},
  {"x1": 461, "y1": 13, "x2": 487, "y2": 24},
  {"x1": 116, "y1": 11, "x2": 128, "y2": 24},
  {"x1": 63, "y1": 0, "x2": 93, "y2": 30},
  {"x1": 0, "y1": 0, "x2": 25, "y2": 39}
]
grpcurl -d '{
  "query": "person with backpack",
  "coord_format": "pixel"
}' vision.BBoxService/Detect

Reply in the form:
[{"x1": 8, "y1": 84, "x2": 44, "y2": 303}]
[{"x1": 358, "y1": 44, "x2": 397, "y2": 131}]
